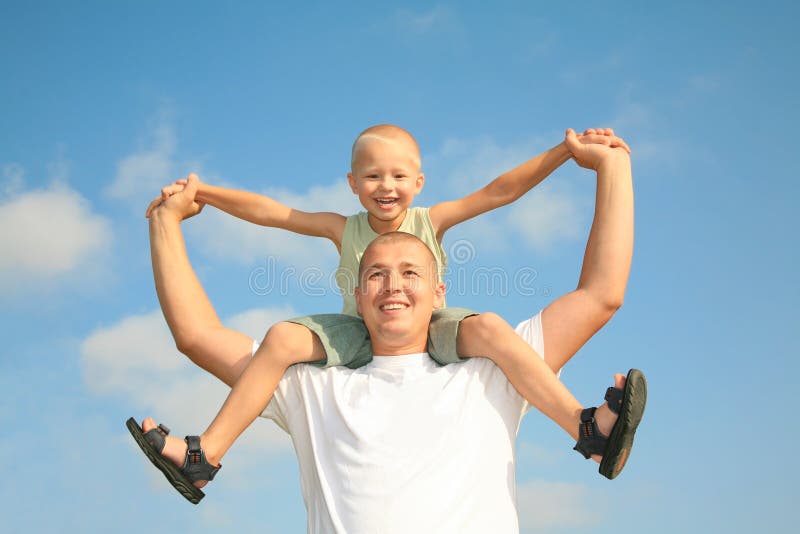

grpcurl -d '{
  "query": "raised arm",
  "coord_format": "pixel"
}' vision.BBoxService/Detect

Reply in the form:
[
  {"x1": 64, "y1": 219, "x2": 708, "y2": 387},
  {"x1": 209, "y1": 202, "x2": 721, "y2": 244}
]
[
  {"x1": 540, "y1": 129, "x2": 634, "y2": 374},
  {"x1": 148, "y1": 177, "x2": 347, "y2": 250},
  {"x1": 149, "y1": 175, "x2": 255, "y2": 387},
  {"x1": 428, "y1": 131, "x2": 629, "y2": 240},
  {"x1": 196, "y1": 183, "x2": 347, "y2": 249}
]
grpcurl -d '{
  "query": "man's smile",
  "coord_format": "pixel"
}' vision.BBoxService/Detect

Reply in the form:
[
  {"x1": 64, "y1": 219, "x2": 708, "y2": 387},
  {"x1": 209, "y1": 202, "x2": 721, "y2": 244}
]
[{"x1": 378, "y1": 301, "x2": 410, "y2": 312}]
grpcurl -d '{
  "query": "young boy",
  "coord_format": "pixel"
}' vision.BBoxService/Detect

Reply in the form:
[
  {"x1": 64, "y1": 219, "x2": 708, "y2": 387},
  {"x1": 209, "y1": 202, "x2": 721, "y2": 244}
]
[{"x1": 131, "y1": 125, "x2": 643, "y2": 503}]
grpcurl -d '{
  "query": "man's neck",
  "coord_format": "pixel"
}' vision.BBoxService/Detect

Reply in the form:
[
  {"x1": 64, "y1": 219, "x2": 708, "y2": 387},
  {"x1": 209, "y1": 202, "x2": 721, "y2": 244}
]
[{"x1": 369, "y1": 340, "x2": 428, "y2": 356}]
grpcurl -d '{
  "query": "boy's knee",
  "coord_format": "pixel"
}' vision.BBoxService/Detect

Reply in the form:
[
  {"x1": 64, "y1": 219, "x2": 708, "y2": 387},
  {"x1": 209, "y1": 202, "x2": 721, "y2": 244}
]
[
  {"x1": 257, "y1": 321, "x2": 319, "y2": 367},
  {"x1": 469, "y1": 312, "x2": 510, "y2": 339},
  {"x1": 259, "y1": 321, "x2": 311, "y2": 366},
  {"x1": 459, "y1": 312, "x2": 511, "y2": 348}
]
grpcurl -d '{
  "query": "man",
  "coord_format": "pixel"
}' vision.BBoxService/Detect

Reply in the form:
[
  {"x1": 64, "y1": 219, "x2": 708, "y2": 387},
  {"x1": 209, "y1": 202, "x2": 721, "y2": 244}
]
[{"x1": 138, "y1": 129, "x2": 641, "y2": 532}]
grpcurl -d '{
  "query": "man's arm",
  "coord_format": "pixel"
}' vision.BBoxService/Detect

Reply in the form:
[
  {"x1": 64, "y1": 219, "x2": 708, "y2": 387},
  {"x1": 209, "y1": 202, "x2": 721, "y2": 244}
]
[
  {"x1": 149, "y1": 176, "x2": 255, "y2": 387},
  {"x1": 540, "y1": 130, "x2": 634, "y2": 374},
  {"x1": 428, "y1": 130, "x2": 629, "y2": 240},
  {"x1": 148, "y1": 179, "x2": 347, "y2": 250}
]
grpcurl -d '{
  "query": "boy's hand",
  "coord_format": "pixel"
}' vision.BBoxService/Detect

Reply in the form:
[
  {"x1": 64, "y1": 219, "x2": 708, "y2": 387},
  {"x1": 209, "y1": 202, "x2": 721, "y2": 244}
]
[
  {"x1": 565, "y1": 128, "x2": 629, "y2": 170},
  {"x1": 146, "y1": 174, "x2": 205, "y2": 221},
  {"x1": 576, "y1": 128, "x2": 631, "y2": 154}
]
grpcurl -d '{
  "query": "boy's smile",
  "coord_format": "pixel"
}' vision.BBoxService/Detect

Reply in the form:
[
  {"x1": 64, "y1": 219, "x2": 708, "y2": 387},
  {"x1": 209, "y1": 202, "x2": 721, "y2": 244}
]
[{"x1": 375, "y1": 197, "x2": 399, "y2": 210}]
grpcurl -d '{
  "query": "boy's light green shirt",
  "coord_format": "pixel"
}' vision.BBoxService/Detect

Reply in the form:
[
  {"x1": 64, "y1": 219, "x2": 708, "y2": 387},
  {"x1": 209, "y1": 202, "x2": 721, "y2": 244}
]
[{"x1": 335, "y1": 207, "x2": 448, "y2": 317}]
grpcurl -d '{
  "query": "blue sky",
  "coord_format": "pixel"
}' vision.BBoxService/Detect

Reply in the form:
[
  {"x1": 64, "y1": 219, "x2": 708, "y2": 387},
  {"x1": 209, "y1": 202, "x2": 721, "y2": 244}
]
[{"x1": 1, "y1": 1, "x2": 797, "y2": 532}]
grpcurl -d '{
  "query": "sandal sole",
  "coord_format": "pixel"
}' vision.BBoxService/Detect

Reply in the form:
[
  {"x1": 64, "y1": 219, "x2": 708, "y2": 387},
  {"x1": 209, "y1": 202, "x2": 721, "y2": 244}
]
[
  {"x1": 126, "y1": 417, "x2": 205, "y2": 504},
  {"x1": 599, "y1": 369, "x2": 647, "y2": 480}
]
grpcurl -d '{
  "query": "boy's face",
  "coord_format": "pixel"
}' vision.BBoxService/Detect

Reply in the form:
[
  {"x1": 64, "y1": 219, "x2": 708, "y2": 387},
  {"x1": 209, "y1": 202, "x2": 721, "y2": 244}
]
[
  {"x1": 355, "y1": 240, "x2": 444, "y2": 354},
  {"x1": 347, "y1": 137, "x2": 424, "y2": 229}
]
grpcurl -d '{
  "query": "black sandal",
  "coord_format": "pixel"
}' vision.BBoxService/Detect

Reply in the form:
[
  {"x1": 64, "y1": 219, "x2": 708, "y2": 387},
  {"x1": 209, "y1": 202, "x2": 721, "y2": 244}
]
[
  {"x1": 126, "y1": 417, "x2": 221, "y2": 504},
  {"x1": 573, "y1": 369, "x2": 647, "y2": 480}
]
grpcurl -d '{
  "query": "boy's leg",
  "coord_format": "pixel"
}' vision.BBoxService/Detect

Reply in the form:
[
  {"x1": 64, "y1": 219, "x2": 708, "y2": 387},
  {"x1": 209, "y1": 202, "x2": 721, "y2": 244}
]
[
  {"x1": 456, "y1": 313, "x2": 619, "y2": 458},
  {"x1": 139, "y1": 321, "x2": 326, "y2": 483}
]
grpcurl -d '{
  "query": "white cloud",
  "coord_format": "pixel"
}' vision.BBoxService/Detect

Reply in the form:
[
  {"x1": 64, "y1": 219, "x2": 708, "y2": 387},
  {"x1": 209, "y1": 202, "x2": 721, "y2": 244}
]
[
  {"x1": 0, "y1": 182, "x2": 112, "y2": 291},
  {"x1": 80, "y1": 307, "x2": 297, "y2": 456},
  {"x1": 106, "y1": 112, "x2": 181, "y2": 206},
  {"x1": 609, "y1": 97, "x2": 683, "y2": 171},
  {"x1": 506, "y1": 184, "x2": 586, "y2": 252},
  {"x1": 517, "y1": 479, "x2": 603, "y2": 531},
  {"x1": 227, "y1": 305, "x2": 300, "y2": 342},
  {"x1": 187, "y1": 178, "x2": 359, "y2": 269},
  {"x1": 110, "y1": 113, "x2": 362, "y2": 275},
  {"x1": 424, "y1": 134, "x2": 589, "y2": 255},
  {"x1": 516, "y1": 440, "x2": 563, "y2": 468},
  {"x1": 81, "y1": 310, "x2": 184, "y2": 393},
  {"x1": 432, "y1": 135, "x2": 549, "y2": 191},
  {"x1": 2, "y1": 163, "x2": 25, "y2": 196}
]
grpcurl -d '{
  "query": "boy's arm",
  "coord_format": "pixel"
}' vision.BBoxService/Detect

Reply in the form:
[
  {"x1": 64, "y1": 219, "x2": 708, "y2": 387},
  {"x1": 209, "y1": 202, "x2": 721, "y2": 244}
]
[
  {"x1": 429, "y1": 142, "x2": 571, "y2": 240},
  {"x1": 197, "y1": 184, "x2": 346, "y2": 247},
  {"x1": 428, "y1": 130, "x2": 629, "y2": 240},
  {"x1": 540, "y1": 130, "x2": 634, "y2": 374},
  {"x1": 149, "y1": 179, "x2": 347, "y2": 250}
]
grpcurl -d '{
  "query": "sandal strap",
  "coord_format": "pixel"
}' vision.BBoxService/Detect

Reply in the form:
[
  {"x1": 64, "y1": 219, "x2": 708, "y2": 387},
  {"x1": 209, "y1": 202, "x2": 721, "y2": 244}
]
[
  {"x1": 182, "y1": 435, "x2": 221, "y2": 483},
  {"x1": 573, "y1": 407, "x2": 608, "y2": 459},
  {"x1": 605, "y1": 387, "x2": 624, "y2": 415},
  {"x1": 143, "y1": 423, "x2": 171, "y2": 453}
]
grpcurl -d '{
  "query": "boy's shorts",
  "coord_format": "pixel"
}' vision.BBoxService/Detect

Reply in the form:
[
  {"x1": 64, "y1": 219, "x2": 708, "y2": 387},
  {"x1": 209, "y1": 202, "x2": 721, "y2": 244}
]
[{"x1": 286, "y1": 307, "x2": 478, "y2": 368}]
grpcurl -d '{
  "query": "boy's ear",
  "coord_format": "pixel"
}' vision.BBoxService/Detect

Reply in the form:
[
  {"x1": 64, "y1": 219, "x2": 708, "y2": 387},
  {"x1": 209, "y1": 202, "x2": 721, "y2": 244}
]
[
  {"x1": 414, "y1": 173, "x2": 425, "y2": 194},
  {"x1": 354, "y1": 286, "x2": 362, "y2": 314},
  {"x1": 347, "y1": 173, "x2": 358, "y2": 194}
]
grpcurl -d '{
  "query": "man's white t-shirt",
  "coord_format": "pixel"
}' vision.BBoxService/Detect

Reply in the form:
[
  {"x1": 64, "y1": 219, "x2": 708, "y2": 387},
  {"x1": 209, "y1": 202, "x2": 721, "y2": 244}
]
[{"x1": 260, "y1": 313, "x2": 545, "y2": 534}]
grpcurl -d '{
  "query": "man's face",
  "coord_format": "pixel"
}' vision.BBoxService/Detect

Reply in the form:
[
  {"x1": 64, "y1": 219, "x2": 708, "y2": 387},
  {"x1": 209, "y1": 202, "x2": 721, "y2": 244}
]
[
  {"x1": 347, "y1": 137, "x2": 424, "y2": 229},
  {"x1": 355, "y1": 240, "x2": 444, "y2": 355}
]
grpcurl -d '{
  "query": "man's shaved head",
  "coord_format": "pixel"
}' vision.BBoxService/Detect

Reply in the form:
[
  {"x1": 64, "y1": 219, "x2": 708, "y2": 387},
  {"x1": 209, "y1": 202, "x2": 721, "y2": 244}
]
[
  {"x1": 358, "y1": 232, "x2": 437, "y2": 285},
  {"x1": 351, "y1": 124, "x2": 421, "y2": 171}
]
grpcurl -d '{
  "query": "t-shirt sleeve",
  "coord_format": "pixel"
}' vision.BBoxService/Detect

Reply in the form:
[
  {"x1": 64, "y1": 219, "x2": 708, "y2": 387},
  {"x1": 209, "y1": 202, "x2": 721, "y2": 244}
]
[
  {"x1": 465, "y1": 312, "x2": 547, "y2": 425},
  {"x1": 514, "y1": 312, "x2": 545, "y2": 359},
  {"x1": 513, "y1": 311, "x2": 557, "y2": 416}
]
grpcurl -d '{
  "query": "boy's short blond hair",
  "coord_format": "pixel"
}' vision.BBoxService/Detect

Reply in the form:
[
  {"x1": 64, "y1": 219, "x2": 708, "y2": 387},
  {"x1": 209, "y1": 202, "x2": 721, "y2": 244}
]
[{"x1": 351, "y1": 124, "x2": 422, "y2": 171}]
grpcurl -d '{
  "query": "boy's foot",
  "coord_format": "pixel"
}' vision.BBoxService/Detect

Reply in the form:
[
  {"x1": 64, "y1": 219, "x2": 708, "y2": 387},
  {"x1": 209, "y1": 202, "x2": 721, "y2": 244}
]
[
  {"x1": 126, "y1": 417, "x2": 221, "y2": 504},
  {"x1": 574, "y1": 369, "x2": 647, "y2": 479},
  {"x1": 588, "y1": 373, "x2": 625, "y2": 463},
  {"x1": 141, "y1": 418, "x2": 212, "y2": 488}
]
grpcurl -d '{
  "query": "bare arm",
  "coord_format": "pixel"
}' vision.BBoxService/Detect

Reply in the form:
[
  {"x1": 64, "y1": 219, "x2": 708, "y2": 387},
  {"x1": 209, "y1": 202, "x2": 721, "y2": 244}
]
[
  {"x1": 429, "y1": 142, "x2": 572, "y2": 240},
  {"x1": 148, "y1": 179, "x2": 347, "y2": 250},
  {"x1": 149, "y1": 177, "x2": 255, "y2": 387},
  {"x1": 196, "y1": 183, "x2": 347, "y2": 248},
  {"x1": 540, "y1": 131, "x2": 634, "y2": 374},
  {"x1": 429, "y1": 131, "x2": 630, "y2": 240}
]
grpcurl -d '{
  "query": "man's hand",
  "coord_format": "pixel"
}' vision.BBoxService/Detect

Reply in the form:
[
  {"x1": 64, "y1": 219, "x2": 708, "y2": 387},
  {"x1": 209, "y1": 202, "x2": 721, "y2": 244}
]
[
  {"x1": 146, "y1": 173, "x2": 205, "y2": 221},
  {"x1": 576, "y1": 127, "x2": 631, "y2": 154},
  {"x1": 566, "y1": 128, "x2": 630, "y2": 170}
]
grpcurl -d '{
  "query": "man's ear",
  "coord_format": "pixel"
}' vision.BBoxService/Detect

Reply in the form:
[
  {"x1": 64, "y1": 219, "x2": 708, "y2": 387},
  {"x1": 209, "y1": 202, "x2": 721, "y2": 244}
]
[
  {"x1": 354, "y1": 286, "x2": 362, "y2": 314},
  {"x1": 347, "y1": 173, "x2": 358, "y2": 194},
  {"x1": 432, "y1": 281, "x2": 446, "y2": 309}
]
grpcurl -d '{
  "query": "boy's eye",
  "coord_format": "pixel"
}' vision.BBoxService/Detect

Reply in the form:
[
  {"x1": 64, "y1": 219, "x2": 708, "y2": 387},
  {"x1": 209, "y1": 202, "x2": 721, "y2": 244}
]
[
  {"x1": 368, "y1": 271, "x2": 384, "y2": 279},
  {"x1": 404, "y1": 270, "x2": 419, "y2": 277}
]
